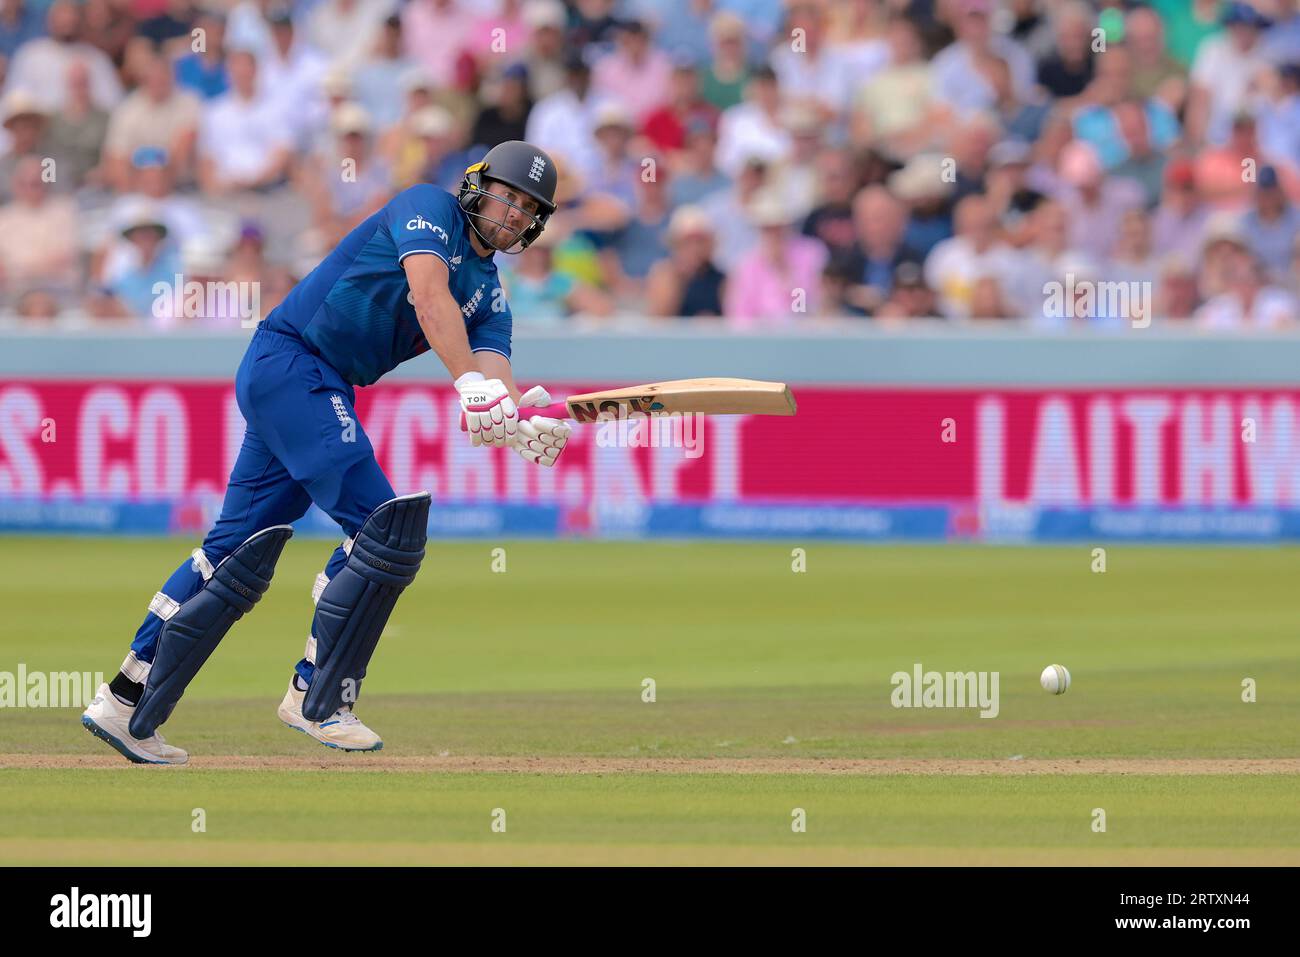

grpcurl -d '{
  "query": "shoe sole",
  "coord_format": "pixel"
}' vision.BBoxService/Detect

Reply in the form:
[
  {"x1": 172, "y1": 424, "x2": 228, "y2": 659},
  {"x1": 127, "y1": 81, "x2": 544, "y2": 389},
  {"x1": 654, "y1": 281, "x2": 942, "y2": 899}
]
[
  {"x1": 82, "y1": 715, "x2": 184, "y2": 765},
  {"x1": 278, "y1": 714, "x2": 383, "y2": 753}
]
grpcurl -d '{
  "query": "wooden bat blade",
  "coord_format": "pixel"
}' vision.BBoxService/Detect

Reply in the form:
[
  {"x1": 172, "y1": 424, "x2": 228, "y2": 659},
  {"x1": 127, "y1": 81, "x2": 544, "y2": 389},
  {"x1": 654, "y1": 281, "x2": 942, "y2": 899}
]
[
  {"x1": 562, "y1": 378, "x2": 796, "y2": 421},
  {"x1": 458, "y1": 379, "x2": 797, "y2": 432}
]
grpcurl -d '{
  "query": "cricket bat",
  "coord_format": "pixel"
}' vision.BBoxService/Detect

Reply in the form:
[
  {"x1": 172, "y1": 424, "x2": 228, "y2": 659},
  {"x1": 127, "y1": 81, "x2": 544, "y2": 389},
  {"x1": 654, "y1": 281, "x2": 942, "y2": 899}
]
[{"x1": 459, "y1": 378, "x2": 796, "y2": 430}]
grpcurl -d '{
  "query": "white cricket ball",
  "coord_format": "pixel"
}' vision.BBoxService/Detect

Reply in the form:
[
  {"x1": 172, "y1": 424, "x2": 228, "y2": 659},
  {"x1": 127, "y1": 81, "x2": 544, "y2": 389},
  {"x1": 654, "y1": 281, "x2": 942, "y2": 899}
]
[{"x1": 1040, "y1": 664, "x2": 1071, "y2": 695}]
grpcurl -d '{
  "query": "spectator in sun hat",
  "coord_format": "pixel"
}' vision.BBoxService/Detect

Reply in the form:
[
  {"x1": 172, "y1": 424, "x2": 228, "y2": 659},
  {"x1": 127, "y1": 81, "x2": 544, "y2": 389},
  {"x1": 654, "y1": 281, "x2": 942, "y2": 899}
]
[
  {"x1": 767, "y1": 99, "x2": 830, "y2": 220},
  {"x1": 1154, "y1": 252, "x2": 1202, "y2": 321},
  {"x1": 380, "y1": 99, "x2": 450, "y2": 190},
  {"x1": 101, "y1": 198, "x2": 182, "y2": 323},
  {"x1": 887, "y1": 152, "x2": 956, "y2": 261},
  {"x1": 725, "y1": 188, "x2": 829, "y2": 326},
  {"x1": 1197, "y1": 210, "x2": 1249, "y2": 295},
  {"x1": 0, "y1": 89, "x2": 55, "y2": 203},
  {"x1": 645, "y1": 204, "x2": 726, "y2": 318},
  {"x1": 300, "y1": 101, "x2": 392, "y2": 245},
  {"x1": 99, "y1": 147, "x2": 221, "y2": 275},
  {"x1": 583, "y1": 99, "x2": 640, "y2": 211}
]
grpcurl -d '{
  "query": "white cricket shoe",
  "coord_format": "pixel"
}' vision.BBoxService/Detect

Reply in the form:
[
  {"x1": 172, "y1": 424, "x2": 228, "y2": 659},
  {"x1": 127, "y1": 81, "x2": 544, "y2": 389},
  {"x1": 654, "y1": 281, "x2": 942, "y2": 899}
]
[
  {"x1": 277, "y1": 679, "x2": 383, "y2": 752},
  {"x1": 81, "y1": 683, "x2": 189, "y2": 765}
]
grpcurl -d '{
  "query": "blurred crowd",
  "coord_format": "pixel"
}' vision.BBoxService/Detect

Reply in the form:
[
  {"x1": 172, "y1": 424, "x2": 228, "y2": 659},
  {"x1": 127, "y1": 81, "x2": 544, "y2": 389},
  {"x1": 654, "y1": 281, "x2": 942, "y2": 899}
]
[{"x1": 0, "y1": 0, "x2": 1298, "y2": 327}]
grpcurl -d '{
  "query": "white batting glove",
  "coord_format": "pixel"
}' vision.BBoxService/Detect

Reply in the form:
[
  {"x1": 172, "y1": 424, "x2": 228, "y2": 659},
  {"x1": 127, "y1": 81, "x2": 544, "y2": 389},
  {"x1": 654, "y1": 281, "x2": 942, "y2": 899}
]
[
  {"x1": 513, "y1": 384, "x2": 571, "y2": 467},
  {"x1": 455, "y1": 371, "x2": 517, "y2": 447}
]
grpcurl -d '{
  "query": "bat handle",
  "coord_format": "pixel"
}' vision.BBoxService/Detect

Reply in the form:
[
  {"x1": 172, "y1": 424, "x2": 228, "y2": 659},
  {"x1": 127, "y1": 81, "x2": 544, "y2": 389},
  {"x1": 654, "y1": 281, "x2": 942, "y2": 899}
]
[{"x1": 459, "y1": 404, "x2": 570, "y2": 432}]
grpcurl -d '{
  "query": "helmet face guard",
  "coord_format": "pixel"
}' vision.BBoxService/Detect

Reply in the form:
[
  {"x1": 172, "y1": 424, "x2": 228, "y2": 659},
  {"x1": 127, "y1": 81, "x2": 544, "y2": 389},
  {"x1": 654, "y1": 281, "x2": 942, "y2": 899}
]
[{"x1": 458, "y1": 162, "x2": 556, "y2": 254}]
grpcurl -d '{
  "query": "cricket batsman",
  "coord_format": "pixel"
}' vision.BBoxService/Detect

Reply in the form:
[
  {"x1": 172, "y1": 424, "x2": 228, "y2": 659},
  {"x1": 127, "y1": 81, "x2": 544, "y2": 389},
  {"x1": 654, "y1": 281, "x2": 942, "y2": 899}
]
[{"x1": 81, "y1": 141, "x2": 569, "y2": 764}]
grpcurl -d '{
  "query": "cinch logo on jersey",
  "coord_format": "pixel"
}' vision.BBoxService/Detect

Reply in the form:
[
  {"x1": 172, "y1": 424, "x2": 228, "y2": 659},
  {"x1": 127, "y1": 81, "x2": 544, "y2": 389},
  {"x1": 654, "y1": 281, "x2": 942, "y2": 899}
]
[
  {"x1": 890, "y1": 663, "x2": 1000, "y2": 718},
  {"x1": 49, "y1": 887, "x2": 152, "y2": 937},
  {"x1": 460, "y1": 284, "x2": 485, "y2": 318},
  {"x1": 406, "y1": 216, "x2": 448, "y2": 243},
  {"x1": 528, "y1": 155, "x2": 546, "y2": 182},
  {"x1": 0, "y1": 666, "x2": 104, "y2": 708}
]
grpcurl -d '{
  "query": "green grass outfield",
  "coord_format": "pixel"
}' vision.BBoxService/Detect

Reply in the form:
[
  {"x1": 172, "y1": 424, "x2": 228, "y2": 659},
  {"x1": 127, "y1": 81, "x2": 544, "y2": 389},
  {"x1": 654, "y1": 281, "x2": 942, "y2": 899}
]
[{"x1": 1, "y1": 538, "x2": 1298, "y2": 865}]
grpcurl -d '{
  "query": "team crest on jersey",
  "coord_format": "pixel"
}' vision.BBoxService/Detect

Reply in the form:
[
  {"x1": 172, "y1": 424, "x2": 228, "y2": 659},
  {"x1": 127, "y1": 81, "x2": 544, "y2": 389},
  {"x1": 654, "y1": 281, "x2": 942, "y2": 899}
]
[
  {"x1": 460, "y1": 284, "x2": 485, "y2": 317},
  {"x1": 528, "y1": 155, "x2": 546, "y2": 182}
]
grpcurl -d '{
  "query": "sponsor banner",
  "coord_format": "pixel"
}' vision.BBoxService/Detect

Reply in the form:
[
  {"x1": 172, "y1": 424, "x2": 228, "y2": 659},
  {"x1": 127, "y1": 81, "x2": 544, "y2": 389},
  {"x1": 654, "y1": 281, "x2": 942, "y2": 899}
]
[{"x1": 5, "y1": 381, "x2": 1300, "y2": 539}]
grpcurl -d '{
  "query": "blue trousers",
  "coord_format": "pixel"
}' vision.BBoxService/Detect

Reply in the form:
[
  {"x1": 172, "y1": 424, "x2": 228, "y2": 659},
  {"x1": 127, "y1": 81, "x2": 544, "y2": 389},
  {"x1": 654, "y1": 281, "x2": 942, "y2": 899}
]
[{"x1": 127, "y1": 327, "x2": 396, "y2": 680}]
